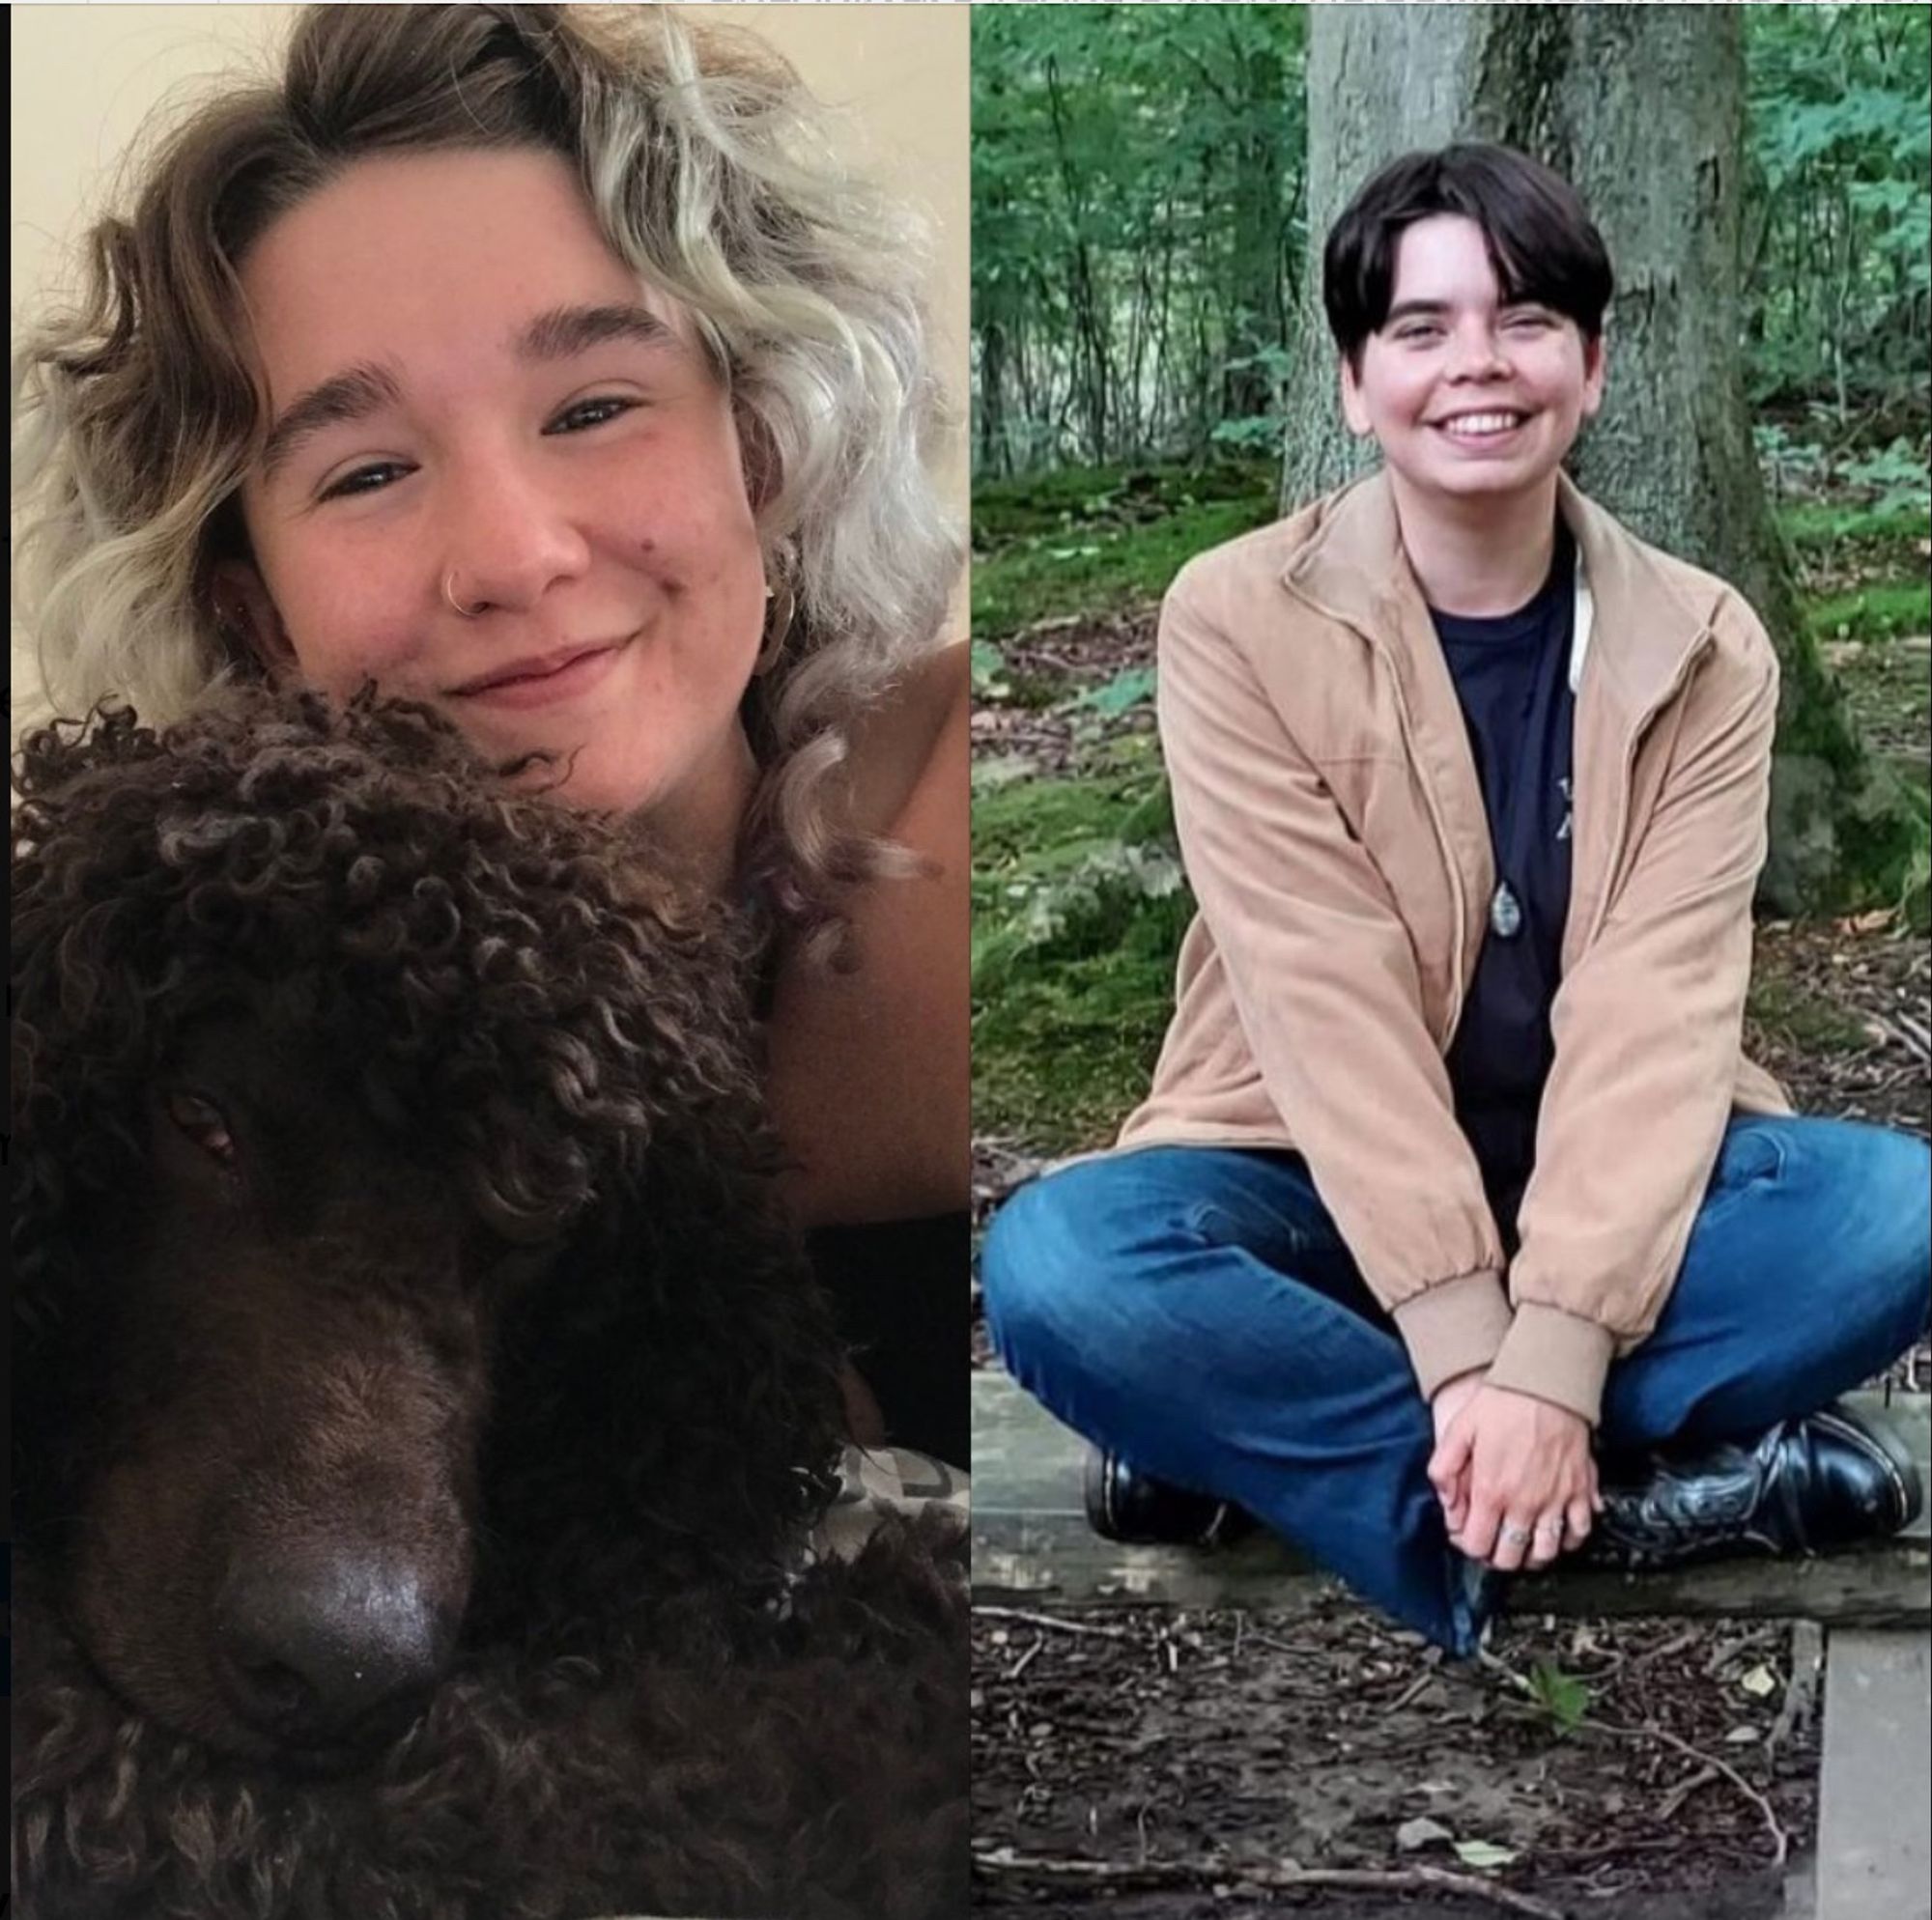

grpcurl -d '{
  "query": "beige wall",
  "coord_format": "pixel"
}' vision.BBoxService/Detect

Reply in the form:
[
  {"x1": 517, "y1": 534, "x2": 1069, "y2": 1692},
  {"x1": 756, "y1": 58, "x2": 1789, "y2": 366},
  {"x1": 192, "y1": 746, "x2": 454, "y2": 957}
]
[{"x1": 10, "y1": 3, "x2": 970, "y2": 720}]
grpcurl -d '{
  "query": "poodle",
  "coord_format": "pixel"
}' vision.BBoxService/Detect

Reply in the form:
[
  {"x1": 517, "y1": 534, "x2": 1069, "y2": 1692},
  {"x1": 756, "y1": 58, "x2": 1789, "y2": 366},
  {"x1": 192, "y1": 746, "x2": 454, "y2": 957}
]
[{"x1": 11, "y1": 687, "x2": 968, "y2": 1920}]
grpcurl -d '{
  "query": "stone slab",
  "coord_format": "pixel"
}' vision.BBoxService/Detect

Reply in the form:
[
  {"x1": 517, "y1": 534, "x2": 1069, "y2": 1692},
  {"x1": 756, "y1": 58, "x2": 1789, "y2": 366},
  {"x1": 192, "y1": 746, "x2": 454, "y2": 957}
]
[
  {"x1": 1817, "y1": 1628, "x2": 1932, "y2": 1920},
  {"x1": 972, "y1": 1371, "x2": 1931, "y2": 1623}
]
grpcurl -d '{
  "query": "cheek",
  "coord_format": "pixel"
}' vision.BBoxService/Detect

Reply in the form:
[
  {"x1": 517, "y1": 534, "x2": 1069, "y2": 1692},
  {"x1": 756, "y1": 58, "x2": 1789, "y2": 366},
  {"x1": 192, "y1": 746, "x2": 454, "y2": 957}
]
[{"x1": 291, "y1": 612, "x2": 422, "y2": 699}]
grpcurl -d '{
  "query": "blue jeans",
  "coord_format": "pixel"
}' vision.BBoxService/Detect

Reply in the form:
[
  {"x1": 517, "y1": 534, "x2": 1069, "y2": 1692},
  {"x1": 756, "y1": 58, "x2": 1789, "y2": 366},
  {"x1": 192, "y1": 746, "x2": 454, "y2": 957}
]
[{"x1": 981, "y1": 1117, "x2": 1931, "y2": 1654}]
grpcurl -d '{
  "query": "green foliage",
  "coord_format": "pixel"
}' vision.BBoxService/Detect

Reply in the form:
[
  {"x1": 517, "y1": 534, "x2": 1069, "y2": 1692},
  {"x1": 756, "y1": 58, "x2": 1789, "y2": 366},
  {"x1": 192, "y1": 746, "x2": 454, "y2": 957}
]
[
  {"x1": 1776, "y1": 498, "x2": 1930, "y2": 552},
  {"x1": 973, "y1": 771, "x2": 1188, "y2": 1151},
  {"x1": 972, "y1": 457, "x2": 1278, "y2": 638},
  {"x1": 972, "y1": 5, "x2": 1307, "y2": 471},
  {"x1": 1743, "y1": 7, "x2": 1931, "y2": 407},
  {"x1": 1747, "y1": 967, "x2": 1875, "y2": 1055},
  {"x1": 1523, "y1": 1660, "x2": 1592, "y2": 1736},
  {"x1": 1838, "y1": 438, "x2": 1932, "y2": 519},
  {"x1": 973, "y1": 494, "x2": 1275, "y2": 638},
  {"x1": 1805, "y1": 580, "x2": 1931, "y2": 644},
  {"x1": 972, "y1": 7, "x2": 1929, "y2": 477},
  {"x1": 973, "y1": 458, "x2": 1277, "y2": 548}
]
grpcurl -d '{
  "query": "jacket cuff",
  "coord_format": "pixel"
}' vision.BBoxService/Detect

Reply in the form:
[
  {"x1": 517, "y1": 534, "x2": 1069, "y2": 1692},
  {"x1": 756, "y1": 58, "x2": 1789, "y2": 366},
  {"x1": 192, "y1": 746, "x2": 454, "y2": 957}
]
[
  {"x1": 1391, "y1": 1271, "x2": 1514, "y2": 1401},
  {"x1": 1485, "y1": 1303, "x2": 1618, "y2": 1427}
]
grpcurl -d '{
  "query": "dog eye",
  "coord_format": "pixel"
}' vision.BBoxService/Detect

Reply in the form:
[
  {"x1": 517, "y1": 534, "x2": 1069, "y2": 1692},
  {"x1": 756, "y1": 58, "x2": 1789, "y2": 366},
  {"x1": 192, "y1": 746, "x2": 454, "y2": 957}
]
[{"x1": 166, "y1": 1091, "x2": 238, "y2": 1166}]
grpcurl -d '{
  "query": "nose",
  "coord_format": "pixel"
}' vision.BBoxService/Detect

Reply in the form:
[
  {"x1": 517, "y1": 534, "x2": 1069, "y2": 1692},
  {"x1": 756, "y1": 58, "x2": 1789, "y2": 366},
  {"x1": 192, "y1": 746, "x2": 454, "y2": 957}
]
[
  {"x1": 214, "y1": 1556, "x2": 457, "y2": 1747},
  {"x1": 1447, "y1": 322, "x2": 1509, "y2": 381},
  {"x1": 438, "y1": 463, "x2": 591, "y2": 623}
]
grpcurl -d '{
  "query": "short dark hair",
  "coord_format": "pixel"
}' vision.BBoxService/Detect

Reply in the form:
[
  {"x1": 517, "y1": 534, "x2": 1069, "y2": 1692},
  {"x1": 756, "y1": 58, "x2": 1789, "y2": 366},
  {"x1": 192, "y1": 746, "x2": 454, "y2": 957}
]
[{"x1": 1322, "y1": 143, "x2": 1613, "y2": 372}]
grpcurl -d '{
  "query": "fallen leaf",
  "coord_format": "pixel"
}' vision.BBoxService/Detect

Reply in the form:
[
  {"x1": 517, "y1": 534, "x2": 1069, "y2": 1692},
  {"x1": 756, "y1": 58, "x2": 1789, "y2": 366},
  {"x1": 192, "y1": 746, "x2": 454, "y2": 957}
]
[
  {"x1": 1453, "y1": 1839, "x2": 1520, "y2": 1870},
  {"x1": 1724, "y1": 1725, "x2": 1762, "y2": 1743},
  {"x1": 1739, "y1": 1664, "x2": 1778, "y2": 1698},
  {"x1": 1396, "y1": 1817, "x2": 1454, "y2": 1852}
]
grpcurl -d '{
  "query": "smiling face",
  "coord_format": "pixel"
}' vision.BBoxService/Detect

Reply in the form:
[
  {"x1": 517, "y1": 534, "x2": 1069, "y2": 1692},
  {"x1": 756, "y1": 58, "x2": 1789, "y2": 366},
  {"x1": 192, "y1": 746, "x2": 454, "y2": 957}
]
[
  {"x1": 216, "y1": 147, "x2": 767, "y2": 848},
  {"x1": 1339, "y1": 212, "x2": 1605, "y2": 520}
]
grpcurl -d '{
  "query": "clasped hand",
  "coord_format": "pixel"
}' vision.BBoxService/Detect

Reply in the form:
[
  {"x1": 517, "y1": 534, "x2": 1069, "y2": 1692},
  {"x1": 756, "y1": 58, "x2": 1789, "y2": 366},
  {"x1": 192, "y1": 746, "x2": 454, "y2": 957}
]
[{"x1": 1428, "y1": 1372, "x2": 1602, "y2": 1571}]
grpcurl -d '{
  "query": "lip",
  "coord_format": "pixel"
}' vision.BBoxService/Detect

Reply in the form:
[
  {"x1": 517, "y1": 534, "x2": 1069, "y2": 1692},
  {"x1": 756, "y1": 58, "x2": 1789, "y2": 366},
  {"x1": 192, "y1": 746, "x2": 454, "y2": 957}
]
[{"x1": 447, "y1": 639, "x2": 627, "y2": 710}]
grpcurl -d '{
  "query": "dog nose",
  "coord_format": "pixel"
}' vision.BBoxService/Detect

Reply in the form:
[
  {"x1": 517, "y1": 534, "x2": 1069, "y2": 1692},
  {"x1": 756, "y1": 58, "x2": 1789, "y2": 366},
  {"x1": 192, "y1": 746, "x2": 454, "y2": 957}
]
[{"x1": 215, "y1": 1559, "x2": 454, "y2": 1745}]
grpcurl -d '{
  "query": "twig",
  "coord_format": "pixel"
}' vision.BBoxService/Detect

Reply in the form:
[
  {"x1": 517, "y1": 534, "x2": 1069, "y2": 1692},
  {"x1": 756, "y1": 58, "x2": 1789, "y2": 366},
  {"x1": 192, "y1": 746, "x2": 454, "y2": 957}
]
[
  {"x1": 1476, "y1": 1645, "x2": 1788, "y2": 1867},
  {"x1": 1584, "y1": 1718, "x2": 1787, "y2": 1867},
  {"x1": 1006, "y1": 1633, "x2": 1044, "y2": 1681},
  {"x1": 972, "y1": 1847, "x2": 1570, "y2": 1918},
  {"x1": 976, "y1": 1605, "x2": 1134, "y2": 1641},
  {"x1": 1387, "y1": 1665, "x2": 1443, "y2": 1713},
  {"x1": 1656, "y1": 1763, "x2": 1720, "y2": 1820},
  {"x1": 1890, "y1": 1011, "x2": 1931, "y2": 1061}
]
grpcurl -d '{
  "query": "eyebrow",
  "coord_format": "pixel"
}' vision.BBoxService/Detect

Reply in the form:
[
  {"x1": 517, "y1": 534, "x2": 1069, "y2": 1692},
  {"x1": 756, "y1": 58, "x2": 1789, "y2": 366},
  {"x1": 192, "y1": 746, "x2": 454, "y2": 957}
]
[
  {"x1": 257, "y1": 300, "x2": 674, "y2": 485},
  {"x1": 1383, "y1": 296, "x2": 1550, "y2": 326}
]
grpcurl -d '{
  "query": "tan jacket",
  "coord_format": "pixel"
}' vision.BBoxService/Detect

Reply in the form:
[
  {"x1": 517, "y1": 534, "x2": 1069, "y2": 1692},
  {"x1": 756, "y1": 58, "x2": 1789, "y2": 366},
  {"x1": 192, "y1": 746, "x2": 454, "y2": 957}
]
[{"x1": 1117, "y1": 470, "x2": 1790, "y2": 1426}]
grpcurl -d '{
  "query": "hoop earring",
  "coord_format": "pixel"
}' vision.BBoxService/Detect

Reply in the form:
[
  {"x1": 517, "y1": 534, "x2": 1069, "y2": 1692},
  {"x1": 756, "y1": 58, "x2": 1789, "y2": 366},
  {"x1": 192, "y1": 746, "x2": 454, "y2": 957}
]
[
  {"x1": 756, "y1": 578, "x2": 795, "y2": 676},
  {"x1": 443, "y1": 570, "x2": 484, "y2": 619}
]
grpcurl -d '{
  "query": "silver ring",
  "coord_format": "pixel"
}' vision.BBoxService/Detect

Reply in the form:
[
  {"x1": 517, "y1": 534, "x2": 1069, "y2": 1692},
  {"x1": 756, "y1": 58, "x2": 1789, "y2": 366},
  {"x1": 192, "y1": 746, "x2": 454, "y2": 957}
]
[
  {"x1": 1535, "y1": 1521, "x2": 1565, "y2": 1540},
  {"x1": 443, "y1": 570, "x2": 484, "y2": 619},
  {"x1": 1499, "y1": 1523, "x2": 1533, "y2": 1546}
]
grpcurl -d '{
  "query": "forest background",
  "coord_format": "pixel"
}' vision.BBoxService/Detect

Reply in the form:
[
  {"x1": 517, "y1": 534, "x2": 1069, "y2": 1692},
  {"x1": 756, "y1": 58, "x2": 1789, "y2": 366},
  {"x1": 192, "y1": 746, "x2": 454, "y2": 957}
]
[
  {"x1": 969, "y1": 9, "x2": 1930, "y2": 1908},
  {"x1": 969, "y1": 0, "x2": 1932, "y2": 1161}
]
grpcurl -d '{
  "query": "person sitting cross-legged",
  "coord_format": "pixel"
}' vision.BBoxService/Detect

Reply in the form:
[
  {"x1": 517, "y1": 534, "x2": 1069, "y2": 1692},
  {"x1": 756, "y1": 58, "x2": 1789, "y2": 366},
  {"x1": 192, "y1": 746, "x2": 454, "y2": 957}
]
[{"x1": 980, "y1": 143, "x2": 1927, "y2": 1656}]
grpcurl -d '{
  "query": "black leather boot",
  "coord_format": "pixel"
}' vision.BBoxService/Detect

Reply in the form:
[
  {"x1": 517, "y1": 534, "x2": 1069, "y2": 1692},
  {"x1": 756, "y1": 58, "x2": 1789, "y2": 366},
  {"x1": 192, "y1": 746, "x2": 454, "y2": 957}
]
[
  {"x1": 1593, "y1": 1398, "x2": 1923, "y2": 1570},
  {"x1": 1083, "y1": 1450, "x2": 1256, "y2": 1548}
]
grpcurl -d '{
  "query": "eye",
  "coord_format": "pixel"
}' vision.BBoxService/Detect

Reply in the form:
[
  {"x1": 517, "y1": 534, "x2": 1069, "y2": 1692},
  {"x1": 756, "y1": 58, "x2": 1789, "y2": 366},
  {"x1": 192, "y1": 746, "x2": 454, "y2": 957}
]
[
  {"x1": 166, "y1": 1090, "x2": 238, "y2": 1166},
  {"x1": 318, "y1": 396, "x2": 640, "y2": 501}
]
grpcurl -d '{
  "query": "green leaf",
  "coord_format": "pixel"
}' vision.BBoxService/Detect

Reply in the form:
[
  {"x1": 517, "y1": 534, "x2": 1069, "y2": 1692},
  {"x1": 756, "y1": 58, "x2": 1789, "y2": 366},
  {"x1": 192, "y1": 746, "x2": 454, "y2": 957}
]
[{"x1": 1526, "y1": 1657, "x2": 1591, "y2": 1735}]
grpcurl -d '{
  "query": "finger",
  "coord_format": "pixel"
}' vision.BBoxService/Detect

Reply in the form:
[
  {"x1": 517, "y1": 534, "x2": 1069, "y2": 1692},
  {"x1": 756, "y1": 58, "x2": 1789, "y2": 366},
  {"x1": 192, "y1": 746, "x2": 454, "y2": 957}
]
[
  {"x1": 1526, "y1": 1512, "x2": 1567, "y2": 1569},
  {"x1": 1428, "y1": 1427, "x2": 1471, "y2": 1497},
  {"x1": 1491, "y1": 1513, "x2": 1534, "y2": 1574},
  {"x1": 1459, "y1": 1495, "x2": 1502, "y2": 1567},
  {"x1": 1566, "y1": 1495, "x2": 1595, "y2": 1548},
  {"x1": 1442, "y1": 1469, "x2": 1470, "y2": 1534}
]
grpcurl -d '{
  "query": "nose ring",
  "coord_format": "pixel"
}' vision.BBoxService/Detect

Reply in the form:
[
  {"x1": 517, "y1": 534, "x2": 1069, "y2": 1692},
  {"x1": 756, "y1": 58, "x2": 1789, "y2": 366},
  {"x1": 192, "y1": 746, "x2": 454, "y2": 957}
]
[{"x1": 443, "y1": 571, "x2": 484, "y2": 619}]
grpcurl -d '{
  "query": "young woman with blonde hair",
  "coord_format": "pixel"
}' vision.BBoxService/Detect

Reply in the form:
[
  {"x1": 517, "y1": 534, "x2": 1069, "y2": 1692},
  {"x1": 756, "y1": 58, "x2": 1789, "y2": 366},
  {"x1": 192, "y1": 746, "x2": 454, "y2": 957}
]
[{"x1": 13, "y1": 2, "x2": 970, "y2": 1464}]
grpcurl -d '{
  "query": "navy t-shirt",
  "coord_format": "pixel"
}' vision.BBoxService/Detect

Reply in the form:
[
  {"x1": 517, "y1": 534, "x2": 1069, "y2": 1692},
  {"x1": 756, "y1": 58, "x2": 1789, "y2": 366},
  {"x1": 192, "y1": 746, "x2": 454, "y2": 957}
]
[{"x1": 1428, "y1": 524, "x2": 1577, "y2": 1242}]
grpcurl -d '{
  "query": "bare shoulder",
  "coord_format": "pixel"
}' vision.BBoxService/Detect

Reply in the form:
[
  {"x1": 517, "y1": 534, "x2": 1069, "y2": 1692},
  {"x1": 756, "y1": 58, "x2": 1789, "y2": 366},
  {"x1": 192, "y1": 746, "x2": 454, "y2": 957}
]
[
  {"x1": 838, "y1": 638, "x2": 972, "y2": 845},
  {"x1": 764, "y1": 639, "x2": 969, "y2": 1229}
]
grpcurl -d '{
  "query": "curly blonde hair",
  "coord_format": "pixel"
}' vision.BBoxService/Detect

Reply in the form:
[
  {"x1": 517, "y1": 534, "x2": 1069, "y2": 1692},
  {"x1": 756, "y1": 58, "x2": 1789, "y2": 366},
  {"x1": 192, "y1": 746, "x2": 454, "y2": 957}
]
[{"x1": 11, "y1": 4, "x2": 960, "y2": 957}]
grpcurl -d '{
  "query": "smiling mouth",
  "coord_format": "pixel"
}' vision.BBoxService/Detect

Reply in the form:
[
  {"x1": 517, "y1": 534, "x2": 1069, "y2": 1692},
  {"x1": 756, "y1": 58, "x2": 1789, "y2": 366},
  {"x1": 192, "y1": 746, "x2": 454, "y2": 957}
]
[
  {"x1": 449, "y1": 644, "x2": 618, "y2": 698},
  {"x1": 1433, "y1": 410, "x2": 1530, "y2": 440},
  {"x1": 444, "y1": 638, "x2": 633, "y2": 712}
]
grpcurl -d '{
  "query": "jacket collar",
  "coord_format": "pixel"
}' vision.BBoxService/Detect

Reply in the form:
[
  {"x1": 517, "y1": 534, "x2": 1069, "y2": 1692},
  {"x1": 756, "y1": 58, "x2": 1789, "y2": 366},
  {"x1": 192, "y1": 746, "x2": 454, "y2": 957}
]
[{"x1": 1280, "y1": 467, "x2": 1719, "y2": 711}]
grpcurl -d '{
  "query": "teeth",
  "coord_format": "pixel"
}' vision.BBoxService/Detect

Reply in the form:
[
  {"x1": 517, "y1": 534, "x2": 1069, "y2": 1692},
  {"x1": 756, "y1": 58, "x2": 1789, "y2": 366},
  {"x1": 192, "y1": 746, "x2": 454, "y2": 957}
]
[{"x1": 1440, "y1": 412, "x2": 1523, "y2": 434}]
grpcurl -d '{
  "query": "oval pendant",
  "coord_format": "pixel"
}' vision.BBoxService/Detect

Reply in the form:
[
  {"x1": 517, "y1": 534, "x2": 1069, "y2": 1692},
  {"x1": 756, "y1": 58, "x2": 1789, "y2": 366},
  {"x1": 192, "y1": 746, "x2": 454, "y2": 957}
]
[{"x1": 1490, "y1": 881, "x2": 1523, "y2": 940}]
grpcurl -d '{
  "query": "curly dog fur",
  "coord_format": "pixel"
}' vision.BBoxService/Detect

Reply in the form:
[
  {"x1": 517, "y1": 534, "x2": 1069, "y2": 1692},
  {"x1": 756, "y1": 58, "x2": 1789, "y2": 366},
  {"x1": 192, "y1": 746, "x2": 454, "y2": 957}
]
[{"x1": 12, "y1": 687, "x2": 968, "y2": 1920}]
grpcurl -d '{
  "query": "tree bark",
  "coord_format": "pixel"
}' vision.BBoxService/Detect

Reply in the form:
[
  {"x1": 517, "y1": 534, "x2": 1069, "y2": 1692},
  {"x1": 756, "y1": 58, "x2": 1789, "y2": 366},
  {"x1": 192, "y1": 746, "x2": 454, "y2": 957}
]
[
  {"x1": 1280, "y1": 3, "x2": 1913, "y2": 915},
  {"x1": 1222, "y1": 37, "x2": 1288, "y2": 424}
]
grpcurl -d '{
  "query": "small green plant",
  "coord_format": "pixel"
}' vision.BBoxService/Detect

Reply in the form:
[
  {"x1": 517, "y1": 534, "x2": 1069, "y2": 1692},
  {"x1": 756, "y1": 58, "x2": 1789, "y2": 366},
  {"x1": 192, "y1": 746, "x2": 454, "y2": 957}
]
[
  {"x1": 1840, "y1": 438, "x2": 1932, "y2": 522},
  {"x1": 1523, "y1": 1658, "x2": 1592, "y2": 1736}
]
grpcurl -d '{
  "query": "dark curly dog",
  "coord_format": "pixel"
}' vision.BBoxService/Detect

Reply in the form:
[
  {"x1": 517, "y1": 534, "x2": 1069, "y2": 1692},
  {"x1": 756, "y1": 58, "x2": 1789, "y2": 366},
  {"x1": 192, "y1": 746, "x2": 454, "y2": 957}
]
[{"x1": 12, "y1": 688, "x2": 967, "y2": 1920}]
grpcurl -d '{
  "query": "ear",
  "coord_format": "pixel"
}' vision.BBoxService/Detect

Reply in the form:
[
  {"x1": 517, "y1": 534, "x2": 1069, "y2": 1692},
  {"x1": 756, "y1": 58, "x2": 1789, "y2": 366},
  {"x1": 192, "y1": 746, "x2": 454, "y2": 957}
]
[
  {"x1": 1338, "y1": 352, "x2": 1374, "y2": 438},
  {"x1": 1579, "y1": 329, "x2": 1607, "y2": 421},
  {"x1": 209, "y1": 559, "x2": 298, "y2": 677},
  {"x1": 731, "y1": 399, "x2": 781, "y2": 520}
]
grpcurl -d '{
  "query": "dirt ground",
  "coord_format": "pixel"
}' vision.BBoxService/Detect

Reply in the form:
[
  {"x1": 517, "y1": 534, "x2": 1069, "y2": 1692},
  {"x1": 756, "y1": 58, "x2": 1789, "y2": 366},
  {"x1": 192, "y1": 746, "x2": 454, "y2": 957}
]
[
  {"x1": 971, "y1": 607, "x2": 1929, "y2": 1916},
  {"x1": 973, "y1": 1600, "x2": 1819, "y2": 1918}
]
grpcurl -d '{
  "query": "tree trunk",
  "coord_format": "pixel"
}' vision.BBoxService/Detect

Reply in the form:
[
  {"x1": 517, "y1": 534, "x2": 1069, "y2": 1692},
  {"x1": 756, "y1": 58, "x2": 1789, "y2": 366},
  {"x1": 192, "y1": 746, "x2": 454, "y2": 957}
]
[
  {"x1": 1222, "y1": 39, "x2": 1288, "y2": 423},
  {"x1": 1280, "y1": 2, "x2": 1915, "y2": 916}
]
